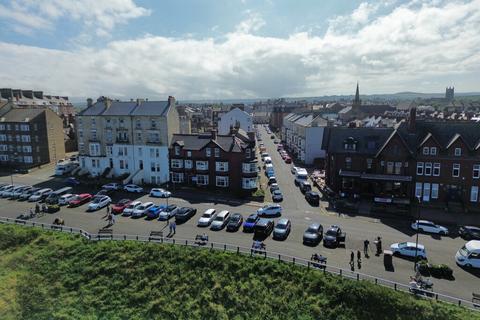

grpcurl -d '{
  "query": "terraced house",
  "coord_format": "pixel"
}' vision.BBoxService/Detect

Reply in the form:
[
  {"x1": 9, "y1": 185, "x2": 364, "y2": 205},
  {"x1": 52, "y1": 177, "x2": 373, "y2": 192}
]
[
  {"x1": 76, "y1": 96, "x2": 179, "y2": 185},
  {"x1": 169, "y1": 129, "x2": 258, "y2": 194}
]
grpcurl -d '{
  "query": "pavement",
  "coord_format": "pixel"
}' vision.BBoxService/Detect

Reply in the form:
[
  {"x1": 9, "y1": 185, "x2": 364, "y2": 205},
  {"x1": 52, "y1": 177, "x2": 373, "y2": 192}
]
[{"x1": 0, "y1": 125, "x2": 479, "y2": 303}]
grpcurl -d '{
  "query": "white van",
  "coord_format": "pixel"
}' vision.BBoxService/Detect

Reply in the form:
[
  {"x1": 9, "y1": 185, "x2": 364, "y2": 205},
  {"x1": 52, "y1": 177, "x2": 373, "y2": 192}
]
[
  {"x1": 455, "y1": 240, "x2": 480, "y2": 268},
  {"x1": 55, "y1": 161, "x2": 79, "y2": 176},
  {"x1": 294, "y1": 168, "x2": 308, "y2": 185}
]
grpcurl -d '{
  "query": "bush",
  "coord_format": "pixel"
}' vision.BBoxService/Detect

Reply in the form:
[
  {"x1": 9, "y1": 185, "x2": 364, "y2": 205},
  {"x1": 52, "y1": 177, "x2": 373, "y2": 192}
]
[
  {"x1": 252, "y1": 188, "x2": 265, "y2": 197},
  {"x1": 428, "y1": 263, "x2": 453, "y2": 279}
]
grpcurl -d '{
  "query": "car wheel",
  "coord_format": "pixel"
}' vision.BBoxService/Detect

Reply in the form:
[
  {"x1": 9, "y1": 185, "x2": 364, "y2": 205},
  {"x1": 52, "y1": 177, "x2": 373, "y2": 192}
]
[
  {"x1": 465, "y1": 263, "x2": 472, "y2": 268},
  {"x1": 440, "y1": 231, "x2": 446, "y2": 236}
]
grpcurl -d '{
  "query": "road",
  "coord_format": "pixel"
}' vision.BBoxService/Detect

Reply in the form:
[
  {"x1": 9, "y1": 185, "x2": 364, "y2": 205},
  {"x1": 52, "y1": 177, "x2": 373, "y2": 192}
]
[{"x1": 0, "y1": 125, "x2": 478, "y2": 302}]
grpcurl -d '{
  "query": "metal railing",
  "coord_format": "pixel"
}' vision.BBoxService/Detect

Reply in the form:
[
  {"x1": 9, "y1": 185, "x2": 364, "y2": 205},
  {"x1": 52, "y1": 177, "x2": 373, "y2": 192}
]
[{"x1": 0, "y1": 216, "x2": 477, "y2": 311}]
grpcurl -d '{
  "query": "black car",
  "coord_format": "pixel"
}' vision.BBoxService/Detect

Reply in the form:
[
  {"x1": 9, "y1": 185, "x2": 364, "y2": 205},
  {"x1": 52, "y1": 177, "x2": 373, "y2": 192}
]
[
  {"x1": 254, "y1": 218, "x2": 274, "y2": 237},
  {"x1": 303, "y1": 223, "x2": 323, "y2": 246},
  {"x1": 323, "y1": 225, "x2": 346, "y2": 247},
  {"x1": 243, "y1": 213, "x2": 260, "y2": 232},
  {"x1": 305, "y1": 191, "x2": 320, "y2": 206},
  {"x1": 299, "y1": 181, "x2": 312, "y2": 194},
  {"x1": 459, "y1": 226, "x2": 480, "y2": 240},
  {"x1": 226, "y1": 213, "x2": 243, "y2": 232},
  {"x1": 175, "y1": 207, "x2": 197, "y2": 223}
]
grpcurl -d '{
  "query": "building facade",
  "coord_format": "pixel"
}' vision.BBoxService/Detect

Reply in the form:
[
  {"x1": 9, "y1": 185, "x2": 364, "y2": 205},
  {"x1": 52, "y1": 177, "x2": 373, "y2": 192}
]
[
  {"x1": 169, "y1": 130, "x2": 258, "y2": 194},
  {"x1": 76, "y1": 96, "x2": 179, "y2": 185},
  {"x1": 0, "y1": 107, "x2": 65, "y2": 169},
  {"x1": 218, "y1": 107, "x2": 253, "y2": 135}
]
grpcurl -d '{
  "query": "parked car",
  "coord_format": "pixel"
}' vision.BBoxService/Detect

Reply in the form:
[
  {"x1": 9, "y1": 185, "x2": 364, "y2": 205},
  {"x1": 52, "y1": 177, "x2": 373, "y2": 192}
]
[
  {"x1": 19, "y1": 187, "x2": 40, "y2": 201},
  {"x1": 123, "y1": 184, "x2": 143, "y2": 193},
  {"x1": 150, "y1": 188, "x2": 171, "y2": 198},
  {"x1": 257, "y1": 203, "x2": 282, "y2": 217},
  {"x1": 243, "y1": 213, "x2": 259, "y2": 232},
  {"x1": 323, "y1": 225, "x2": 346, "y2": 248},
  {"x1": 122, "y1": 200, "x2": 142, "y2": 216},
  {"x1": 273, "y1": 218, "x2": 291, "y2": 240},
  {"x1": 455, "y1": 240, "x2": 480, "y2": 268},
  {"x1": 210, "y1": 210, "x2": 231, "y2": 231},
  {"x1": 175, "y1": 207, "x2": 197, "y2": 223},
  {"x1": 132, "y1": 202, "x2": 154, "y2": 218},
  {"x1": 270, "y1": 134, "x2": 275, "y2": 139},
  {"x1": 68, "y1": 193, "x2": 92, "y2": 207},
  {"x1": 65, "y1": 177, "x2": 80, "y2": 186},
  {"x1": 277, "y1": 144, "x2": 283, "y2": 151},
  {"x1": 197, "y1": 208, "x2": 217, "y2": 227},
  {"x1": 95, "y1": 189, "x2": 114, "y2": 197},
  {"x1": 146, "y1": 204, "x2": 168, "y2": 219},
  {"x1": 284, "y1": 156, "x2": 292, "y2": 164},
  {"x1": 305, "y1": 191, "x2": 320, "y2": 206},
  {"x1": 291, "y1": 166, "x2": 299, "y2": 174},
  {"x1": 299, "y1": 181, "x2": 312, "y2": 194},
  {"x1": 458, "y1": 226, "x2": 480, "y2": 240},
  {"x1": 254, "y1": 218, "x2": 274, "y2": 237},
  {"x1": 272, "y1": 189, "x2": 283, "y2": 202},
  {"x1": 101, "y1": 182, "x2": 122, "y2": 191},
  {"x1": 28, "y1": 188, "x2": 53, "y2": 202},
  {"x1": 226, "y1": 213, "x2": 243, "y2": 232},
  {"x1": 411, "y1": 220, "x2": 448, "y2": 235},
  {"x1": 390, "y1": 242, "x2": 427, "y2": 259},
  {"x1": 58, "y1": 193, "x2": 77, "y2": 205},
  {"x1": 158, "y1": 205, "x2": 179, "y2": 221},
  {"x1": 269, "y1": 183, "x2": 279, "y2": 193},
  {"x1": 87, "y1": 195, "x2": 112, "y2": 211},
  {"x1": 2, "y1": 185, "x2": 24, "y2": 198},
  {"x1": 268, "y1": 176, "x2": 277, "y2": 185},
  {"x1": 303, "y1": 223, "x2": 323, "y2": 245},
  {"x1": 12, "y1": 186, "x2": 32, "y2": 199},
  {"x1": 111, "y1": 199, "x2": 132, "y2": 214}
]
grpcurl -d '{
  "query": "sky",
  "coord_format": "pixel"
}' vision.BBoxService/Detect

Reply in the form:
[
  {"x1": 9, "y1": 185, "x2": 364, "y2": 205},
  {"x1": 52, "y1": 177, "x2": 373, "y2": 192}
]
[{"x1": 0, "y1": 0, "x2": 479, "y2": 100}]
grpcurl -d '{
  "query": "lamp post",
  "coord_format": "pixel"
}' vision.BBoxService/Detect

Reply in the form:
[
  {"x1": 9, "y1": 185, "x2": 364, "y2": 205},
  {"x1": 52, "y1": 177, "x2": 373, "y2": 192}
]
[
  {"x1": 414, "y1": 195, "x2": 421, "y2": 270},
  {"x1": 10, "y1": 152, "x2": 18, "y2": 186}
]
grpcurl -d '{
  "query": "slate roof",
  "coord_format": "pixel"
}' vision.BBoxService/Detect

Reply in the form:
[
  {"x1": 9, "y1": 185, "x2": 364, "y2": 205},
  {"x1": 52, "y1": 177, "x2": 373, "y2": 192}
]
[
  {"x1": 79, "y1": 100, "x2": 170, "y2": 117},
  {"x1": 326, "y1": 127, "x2": 393, "y2": 155},
  {"x1": 171, "y1": 132, "x2": 251, "y2": 153},
  {"x1": 0, "y1": 107, "x2": 44, "y2": 122}
]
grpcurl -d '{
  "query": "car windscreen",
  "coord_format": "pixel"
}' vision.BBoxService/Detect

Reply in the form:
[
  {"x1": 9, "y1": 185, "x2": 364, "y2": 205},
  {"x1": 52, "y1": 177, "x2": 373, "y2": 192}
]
[
  {"x1": 127, "y1": 203, "x2": 136, "y2": 209},
  {"x1": 201, "y1": 213, "x2": 212, "y2": 218},
  {"x1": 325, "y1": 229, "x2": 337, "y2": 236},
  {"x1": 214, "y1": 216, "x2": 224, "y2": 221},
  {"x1": 307, "y1": 227, "x2": 318, "y2": 233},
  {"x1": 92, "y1": 198, "x2": 101, "y2": 203},
  {"x1": 246, "y1": 216, "x2": 257, "y2": 222},
  {"x1": 276, "y1": 223, "x2": 287, "y2": 229}
]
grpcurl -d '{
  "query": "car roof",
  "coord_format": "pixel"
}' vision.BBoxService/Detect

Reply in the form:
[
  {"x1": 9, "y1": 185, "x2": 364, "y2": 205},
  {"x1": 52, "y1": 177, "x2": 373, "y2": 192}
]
[
  {"x1": 257, "y1": 218, "x2": 272, "y2": 226},
  {"x1": 463, "y1": 226, "x2": 480, "y2": 231},
  {"x1": 466, "y1": 240, "x2": 480, "y2": 251},
  {"x1": 400, "y1": 242, "x2": 425, "y2": 249},
  {"x1": 308, "y1": 223, "x2": 321, "y2": 229},
  {"x1": 231, "y1": 213, "x2": 242, "y2": 218},
  {"x1": 141, "y1": 202, "x2": 154, "y2": 206},
  {"x1": 130, "y1": 200, "x2": 142, "y2": 205},
  {"x1": 79, "y1": 193, "x2": 91, "y2": 197},
  {"x1": 204, "y1": 208, "x2": 216, "y2": 214},
  {"x1": 417, "y1": 220, "x2": 434, "y2": 224},
  {"x1": 277, "y1": 218, "x2": 289, "y2": 225}
]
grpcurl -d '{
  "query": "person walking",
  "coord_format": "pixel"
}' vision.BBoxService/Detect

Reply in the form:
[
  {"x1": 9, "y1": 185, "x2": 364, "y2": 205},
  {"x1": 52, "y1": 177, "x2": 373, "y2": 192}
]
[
  {"x1": 35, "y1": 203, "x2": 40, "y2": 214},
  {"x1": 357, "y1": 250, "x2": 361, "y2": 262},
  {"x1": 171, "y1": 221, "x2": 176, "y2": 234},
  {"x1": 107, "y1": 205, "x2": 111, "y2": 215},
  {"x1": 363, "y1": 239, "x2": 370, "y2": 257},
  {"x1": 169, "y1": 221, "x2": 173, "y2": 234},
  {"x1": 111, "y1": 212, "x2": 116, "y2": 225},
  {"x1": 350, "y1": 251, "x2": 354, "y2": 263}
]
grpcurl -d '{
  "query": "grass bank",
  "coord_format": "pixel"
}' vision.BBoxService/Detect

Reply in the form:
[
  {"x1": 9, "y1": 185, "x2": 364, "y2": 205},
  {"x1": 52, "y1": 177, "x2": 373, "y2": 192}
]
[{"x1": 0, "y1": 224, "x2": 477, "y2": 320}]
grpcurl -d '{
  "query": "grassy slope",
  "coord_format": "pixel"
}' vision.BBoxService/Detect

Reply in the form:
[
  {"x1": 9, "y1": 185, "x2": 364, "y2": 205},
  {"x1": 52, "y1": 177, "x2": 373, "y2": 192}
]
[{"x1": 0, "y1": 225, "x2": 478, "y2": 320}]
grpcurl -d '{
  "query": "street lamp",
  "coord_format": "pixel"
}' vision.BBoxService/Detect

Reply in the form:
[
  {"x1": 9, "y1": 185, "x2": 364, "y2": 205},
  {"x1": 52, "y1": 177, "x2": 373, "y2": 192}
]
[
  {"x1": 414, "y1": 195, "x2": 421, "y2": 270},
  {"x1": 10, "y1": 152, "x2": 18, "y2": 186}
]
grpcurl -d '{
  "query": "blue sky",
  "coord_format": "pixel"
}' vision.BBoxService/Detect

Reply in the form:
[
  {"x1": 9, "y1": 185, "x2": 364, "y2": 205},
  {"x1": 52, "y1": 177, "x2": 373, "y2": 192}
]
[{"x1": 0, "y1": 0, "x2": 479, "y2": 100}]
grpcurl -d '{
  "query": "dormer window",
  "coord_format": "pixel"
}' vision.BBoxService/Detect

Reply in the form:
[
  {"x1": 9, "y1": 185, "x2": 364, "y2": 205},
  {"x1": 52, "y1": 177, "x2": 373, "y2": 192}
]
[
  {"x1": 343, "y1": 137, "x2": 357, "y2": 151},
  {"x1": 454, "y1": 148, "x2": 461, "y2": 156},
  {"x1": 174, "y1": 146, "x2": 180, "y2": 156},
  {"x1": 430, "y1": 147, "x2": 437, "y2": 155},
  {"x1": 423, "y1": 147, "x2": 429, "y2": 155}
]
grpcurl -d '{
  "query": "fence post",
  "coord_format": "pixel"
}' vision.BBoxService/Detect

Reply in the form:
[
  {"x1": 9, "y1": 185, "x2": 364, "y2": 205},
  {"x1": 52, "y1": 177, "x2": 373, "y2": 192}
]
[
  {"x1": 211, "y1": 243, "x2": 213, "y2": 250},
  {"x1": 375, "y1": 278, "x2": 378, "y2": 285},
  {"x1": 458, "y1": 300, "x2": 461, "y2": 307},
  {"x1": 356, "y1": 274, "x2": 359, "y2": 281},
  {"x1": 185, "y1": 240, "x2": 188, "y2": 246},
  {"x1": 41, "y1": 223, "x2": 44, "y2": 229},
  {"x1": 161, "y1": 237, "x2": 163, "y2": 243},
  {"x1": 340, "y1": 269, "x2": 342, "y2": 276},
  {"x1": 394, "y1": 283, "x2": 397, "y2": 291},
  {"x1": 224, "y1": 244, "x2": 226, "y2": 251},
  {"x1": 307, "y1": 261, "x2": 310, "y2": 269},
  {"x1": 136, "y1": 235, "x2": 138, "y2": 241},
  {"x1": 110, "y1": 234, "x2": 113, "y2": 240},
  {"x1": 70, "y1": 228, "x2": 73, "y2": 233},
  {"x1": 173, "y1": 239, "x2": 175, "y2": 245},
  {"x1": 124, "y1": 235, "x2": 126, "y2": 241},
  {"x1": 435, "y1": 294, "x2": 438, "y2": 301},
  {"x1": 292, "y1": 257, "x2": 295, "y2": 265},
  {"x1": 97, "y1": 234, "x2": 100, "y2": 241},
  {"x1": 237, "y1": 246, "x2": 239, "y2": 254},
  {"x1": 278, "y1": 254, "x2": 281, "y2": 262}
]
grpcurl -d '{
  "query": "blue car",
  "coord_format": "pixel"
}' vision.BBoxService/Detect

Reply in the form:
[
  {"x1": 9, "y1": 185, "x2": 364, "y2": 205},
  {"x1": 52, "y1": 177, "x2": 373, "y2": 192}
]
[
  {"x1": 266, "y1": 171, "x2": 275, "y2": 178},
  {"x1": 65, "y1": 177, "x2": 80, "y2": 186},
  {"x1": 243, "y1": 213, "x2": 259, "y2": 232},
  {"x1": 146, "y1": 204, "x2": 167, "y2": 219}
]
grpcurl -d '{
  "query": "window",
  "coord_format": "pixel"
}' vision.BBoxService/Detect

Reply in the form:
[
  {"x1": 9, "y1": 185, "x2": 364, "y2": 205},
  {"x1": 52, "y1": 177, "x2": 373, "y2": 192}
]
[
  {"x1": 6, "y1": 124, "x2": 11, "y2": 130},
  {"x1": 415, "y1": 182, "x2": 422, "y2": 199},
  {"x1": 21, "y1": 135, "x2": 31, "y2": 142},
  {"x1": 471, "y1": 186, "x2": 479, "y2": 202},
  {"x1": 366, "y1": 158, "x2": 372, "y2": 169},
  {"x1": 452, "y1": 163, "x2": 460, "y2": 177},
  {"x1": 196, "y1": 161, "x2": 208, "y2": 170},
  {"x1": 136, "y1": 132, "x2": 142, "y2": 142},
  {"x1": 119, "y1": 119, "x2": 124, "y2": 127},
  {"x1": 138, "y1": 147, "x2": 142, "y2": 156},
  {"x1": 0, "y1": 124, "x2": 4, "y2": 130},
  {"x1": 214, "y1": 148, "x2": 220, "y2": 157},
  {"x1": 216, "y1": 176, "x2": 229, "y2": 187},
  {"x1": 205, "y1": 148, "x2": 211, "y2": 157},
  {"x1": 242, "y1": 162, "x2": 257, "y2": 173},
  {"x1": 20, "y1": 124, "x2": 29, "y2": 131},
  {"x1": 22, "y1": 146, "x2": 32, "y2": 153},
  {"x1": 23, "y1": 156, "x2": 33, "y2": 163},
  {"x1": 246, "y1": 148, "x2": 251, "y2": 158},
  {"x1": 0, "y1": 135, "x2": 5, "y2": 142},
  {"x1": 430, "y1": 147, "x2": 437, "y2": 155},
  {"x1": 424, "y1": 163, "x2": 432, "y2": 176},
  {"x1": 175, "y1": 146, "x2": 180, "y2": 156},
  {"x1": 171, "y1": 172, "x2": 184, "y2": 183},
  {"x1": 394, "y1": 162, "x2": 402, "y2": 175},
  {"x1": 431, "y1": 184, "x2": 439, "y2": 199},
  {"x1": 196, "y1": 174, "x2": 209, "y2": 185},
  {"x1": 89, "y1": 143, "x2": 100, "y2": 156},
  {"x1": 16, "y1": 135, "x2": 20, "y2": 142},
  {"x1": 92, "y1": 159, "x2": 98, "y2": 168},
  {"x1": 151, "y1": 119, "x2": 157, "y2": 128},
  {"x1": 423, "y1": 183, "x2": 431, "y2": 202},
  {"x1": 91, "y1": 118, "x2": 96, "y2": 127},
  {"x1": 135, "y1": 119, "x2": 142, "y2": 129},
  {"x1": 156, "y1": 149, "x2": 160, "y2": 158},
  {"x1": 187, "y1": 151, "x2": 191, "y2": 158},
  {"x1": 433, "y1": 163, "x2": 440, "y2": 176},
  {"x1": 416, "y1": 162, "x2": 424, "y2": 175},
  {"x1": 216, "y1": 161, "x2": 229, "y2": 172},
  {"x1": 78, "y1": 130, "x2": 84, "y2": 139},
  {"x1": 473, "y1": 164, "x2": 480, "y2": 179},
  {"x1": 150, "y1": 148, "x2": 155, "y2": 157},
  {"x1": 0, "y1": 155, "x2": 8, "y2": 161},
  {"x1": 184, "y1": 160, "x2": 193, "y2": 169},
  {"x1": 423, "y1": 147, "x2": 429, "y2": 155},
  {"x1": 242, "y1": 177, "x2": 257, "y2": 189},
  {"x1": 386, "y1": 162, "x2": 394, "y2": 174},
  {"x1": 0, "y1": 145, "x2": 6, "y2": 151},
  {"x1": 14, "y1": 124, "x2": 19, "y2": 131},
  {"x1": 171, "y1": 159, "x2": 183, "y2": 169},
  {"x1": 345, "y1": 157, "x2": 352, "y2": 170},
  {"x1": 454, "y1": 148, "x2": 461, "y2": 156},
  {"x1": 106, "y1": 146, "x2": 113, "y2": 156},
  {"x1": 79, "y1": 143, "x2": 85, "y2": 153}
]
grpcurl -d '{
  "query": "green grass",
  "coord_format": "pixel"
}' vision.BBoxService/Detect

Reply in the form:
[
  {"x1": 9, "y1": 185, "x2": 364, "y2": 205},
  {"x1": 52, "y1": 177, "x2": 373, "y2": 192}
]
[{"x1": 0, "y1": 224, "x2": 478, "y2": 320}]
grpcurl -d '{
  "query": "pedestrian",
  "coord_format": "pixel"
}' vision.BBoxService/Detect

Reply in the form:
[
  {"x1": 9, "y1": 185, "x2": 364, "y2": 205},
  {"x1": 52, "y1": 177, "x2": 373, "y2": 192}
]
[
  {"x1": 363, "y1": 239, "x2": 370, "y2": 257},
  {"x1": 111, "y1": 213, "x2": 116, "y2": 225},
  {"x1": 169, "y1": 221, "x2": 173, "y2": 234},
  {"x1": 35, "y1": 203, "x2": 40, "y2": 214},
  {"x1": 350, "y1": 251, "x2": 354, "y2": 263},
  {"x1": 29, "y1": 208, "x2": 34, "y2": 217},
  {"x1": 357, "y1": 250, "x2": 361, "y2": 262},
  {"x1": 172, "y1": 221, "x2": 176, "y2": 234},
  {"x1": 107, "y1": 205, "x2": 111, "y2": 215}
]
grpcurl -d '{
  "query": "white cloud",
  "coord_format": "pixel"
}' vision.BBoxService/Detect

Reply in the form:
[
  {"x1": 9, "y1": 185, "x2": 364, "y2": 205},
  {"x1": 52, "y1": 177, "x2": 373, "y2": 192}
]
[
  {"x1": 235, "y1": 11, "x2": 266, "y2": 33},
  {"x1": 0, "y1": 0, "x2": 479, "y2": 99}
]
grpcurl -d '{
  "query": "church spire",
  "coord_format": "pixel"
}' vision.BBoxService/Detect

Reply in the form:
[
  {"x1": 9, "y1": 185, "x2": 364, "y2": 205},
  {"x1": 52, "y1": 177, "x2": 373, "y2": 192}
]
[{"x1": 353, "y1": 82, "x2": 361, "y2": 107}]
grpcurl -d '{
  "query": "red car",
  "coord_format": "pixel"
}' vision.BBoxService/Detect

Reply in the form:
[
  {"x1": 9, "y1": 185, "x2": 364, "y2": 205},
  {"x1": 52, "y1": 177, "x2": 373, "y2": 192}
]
[
  {"x1": 68, "y1": 193, "x2": 92, "y2": 207},
  {"x1": 284, "y1": 156, "x2": 292, "y2": 164},
  {"x1": 277, "y1": 144, "x2": 284, "y2": 151},
  {"x1": 111, "y1": 199, "x2": 132, "y2": 214}
]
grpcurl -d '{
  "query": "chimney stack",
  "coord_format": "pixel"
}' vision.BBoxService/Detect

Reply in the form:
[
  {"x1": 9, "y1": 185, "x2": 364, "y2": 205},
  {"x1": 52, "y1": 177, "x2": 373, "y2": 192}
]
[
  {"x1": 168, "y1": 96, "x2": 176, "y2": 107},
  {"x1": 408, "y1": 107, "x2": 416, "y2": 133},
  {"x1": 104, "y1": 97, "x2": 112, "y2": 109},
  {"x1": 87, "y1": 98, "x2": 93, "y2": 108},
  {"x1": 211, "y1": 130, "x2": 217, "y2": 140}
]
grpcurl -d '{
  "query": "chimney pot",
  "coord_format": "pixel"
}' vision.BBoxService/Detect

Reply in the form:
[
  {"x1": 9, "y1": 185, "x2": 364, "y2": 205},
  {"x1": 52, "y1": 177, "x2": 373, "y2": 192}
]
[{"x1": 211, "y1": 130, "x2": 217, "y2": 140}]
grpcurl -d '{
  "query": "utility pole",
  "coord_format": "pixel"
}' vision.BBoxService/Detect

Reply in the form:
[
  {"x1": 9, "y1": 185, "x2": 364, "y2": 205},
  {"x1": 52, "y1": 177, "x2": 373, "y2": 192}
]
[{"x1": 414, "y1": 196, "x2": 421, "y2": 270}]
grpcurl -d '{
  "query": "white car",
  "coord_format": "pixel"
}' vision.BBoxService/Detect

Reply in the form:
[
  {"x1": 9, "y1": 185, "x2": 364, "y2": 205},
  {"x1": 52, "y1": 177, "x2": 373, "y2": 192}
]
[
  {"x1": 101, "y1": 183, "x2": 122, "y2": 191},
  {"x1": 197, "y1": 209, "x2": 217, "y2": 227},
  {"x1": 2, "y1": 185, "x2": 23, "y2": 198},
  {"x1": 28, "y1": 188, "x2": 53, "y2": 202},
  {"x1": 158, "y1": 205, "x2": 179, "y2": 221},
  {"x1": 390, "y1": 242, "x2": 427, "y2": 259},
  {"x1": 257, "y1": 203, "x2": 282, "y2": 217},
  {"x1": 291, "y1": 166, "x2": 299, "y2": 174},
  {"x1": 11, "y1": 186, "x2": 31, "y2": 199},
  {"x1": 87, "y1": 195, "x2": 112, "y2": 211},
  {"x1": 455, "y1": 240, "x2": 480, "y2": 268},
  {"x1": 124, "y1": 184, "x2": 143, "y2": 193},
  {"x1": 132, "y1": 202, "x2": 154, "y2": 218},
  {"x1": 150, "y1": 188, "x2": 171, "y2": 198},
  {"x1": 122, "y1": 200, "x2": 142, "y2": 216},
  {"x1": 411, "y1": 220, "x2": 448, "y2": 235},
  {"x1": 58, "y1": 193, "x2": 77, "y2": 205}
]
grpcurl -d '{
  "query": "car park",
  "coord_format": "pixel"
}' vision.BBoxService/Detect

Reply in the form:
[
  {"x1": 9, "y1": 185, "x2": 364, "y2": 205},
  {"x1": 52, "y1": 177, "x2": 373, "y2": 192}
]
[
  {"x1": 46, "y1": 186, "x2": 74, "y2": 204},
  {"x1": 111, "y1": 199, "x2": 132, "y2": 214},
  {"x1": 226, "y1": 213, "x2": 243, "y2": 232},
  {"x1": 243, "y1": 213, "x2": 259, "y2": 232},
  {"x1": 58, "y1": 193, "x2": 77, "y2": 205},
  {"x1": 323, "y1": 225, "x2": 346, "y2": 248},
  {"x1": 273, "y1": 218, "x2": 291, "y2": 240},
  {"x1": 68, "y1": 193, "x2": 93, "y2": 207},
  {"x1": 390, "y1": 242, "x2": 427, "y2": 259},
  {"x1": 175, "y1": 207, "x2": 197, "y2": 223},
  {"x1": 272, "y1": 189, "x2": 283, "y2": 202},
  {"x1": 19, "y1": 187, "x2": 40, "y2": 201},
  {"x1": 150, "y1": 188, "x2": 171, "y2": 198},
  {"x1": 146, "y1": 204, "x2": 168, "y2": 219},
  {"x1": 455, "y1": 240, "x2": 480, "y2": 268},
  {"x1": 303, "y1": 223, "x2": 323, "y2": 245},
  {"x1": 197, "y1": 208, "x2": 217, "y2": 227},
  {"x1": 123, "y1": 184, "x2": 143, "y2": 193},
  {"x1": 28, "y1": 188, "x2": 52, "y2": 202},
  {"x1": 87, "y1": 196, "x2": 112, "y2": 211},
  {"x1": 210, "y1": 210, "x2": 231, "y2": 230},
  {"x1": 132, "y1": 202, "x2": 154, "y2": 218},
  {"x1": 305, "y1": 191, "x2": 320, "y2": 206},
  {"x1": 101, "y1": 182, "x2": 122, "y2": 191},
  {"x1": 411, "y1": 220, "x2": 448, "y2": 235},
  {"x1": 122, "y1": 200, "x2": 142, "y2": 216},
  {"x1": 458, "y1": 226, "x2": 480, "y2": 240},
  {"x1": 257, "y1": 203, "x2": 282, "y2": 217},
  {"x1": 254, "y1": 218, "x2": 274, "y2": 237},
  {"x1": 158, "y1": 205, "x2": 179, "y2": 221}
]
